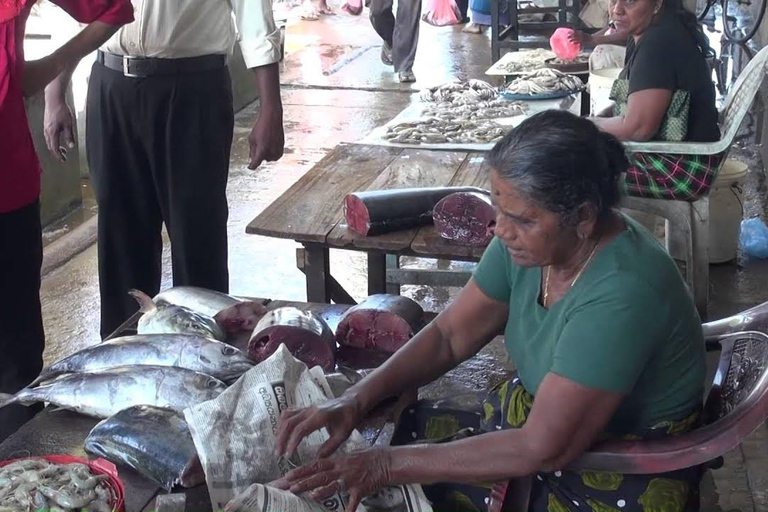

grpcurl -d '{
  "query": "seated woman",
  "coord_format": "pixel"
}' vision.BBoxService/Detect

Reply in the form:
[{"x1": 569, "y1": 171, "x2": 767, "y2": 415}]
[
  {"x1": 591, "y1": 0, "x2": 721, "y2": 200},
  {"x1": 275, "y1": 111, "x2": 706, "y2": 512}
]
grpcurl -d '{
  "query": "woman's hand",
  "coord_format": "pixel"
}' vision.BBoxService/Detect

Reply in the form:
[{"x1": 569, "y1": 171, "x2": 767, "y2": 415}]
[
  {"x1": 277, "y1": 448, "x2": 393, "y2": 512},
  {"x1": 276, "y1": 394, "x2": 365, "y2": 459},
  {"x1": 568, "y1": 30, "x2": 594, "y2": 46}
]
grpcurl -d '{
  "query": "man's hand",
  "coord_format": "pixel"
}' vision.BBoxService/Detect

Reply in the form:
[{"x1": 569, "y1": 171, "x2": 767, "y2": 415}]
[
  {"x1": 248, "y1": 107, "x2": 285, "y2": 170},
  {"x1": 23, "y1": 55, "x2": 66, "y2": 98},
  {"x1": 44, "y1": 96, "x2": 76, "y2": 162}
]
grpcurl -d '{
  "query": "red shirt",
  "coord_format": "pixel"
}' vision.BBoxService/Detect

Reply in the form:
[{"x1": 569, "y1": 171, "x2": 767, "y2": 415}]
[{"x1": 0, "y1": 0, "x2": 133, "y2": 214}]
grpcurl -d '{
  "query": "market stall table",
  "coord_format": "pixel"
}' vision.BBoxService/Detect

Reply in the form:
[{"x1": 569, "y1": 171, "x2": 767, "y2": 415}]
[{"x1": 0, "y1": 299, "x2": 509, "y2": 512}]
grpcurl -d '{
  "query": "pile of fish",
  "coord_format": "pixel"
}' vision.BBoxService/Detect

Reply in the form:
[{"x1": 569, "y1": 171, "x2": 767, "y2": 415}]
[
  {"x1": 418, "y1": 79, "x2": 497, "y2": 104},
  {"x1": 422, "y1": 99, "x2": 526, "y2": 122},
  {"x1": 494, "y1": 48, "x2": 555, "y2": 74},
  {"x1": 550, "y1": 54, "x2": 589, "y2": 66},
  {"x1": 505, "y1": 68, "x2": 584, "y2": 96},
  {"x1": 0, "y1": 459, "x2": 113, "y2": 511},
  {"x1": 384, "y1": 118, "x2": 509, "y2": 145}
]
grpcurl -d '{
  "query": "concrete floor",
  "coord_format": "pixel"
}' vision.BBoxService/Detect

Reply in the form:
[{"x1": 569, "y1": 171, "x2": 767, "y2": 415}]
[{"x1": 36, "y1": 6, "x2": 768, "y2": 511}]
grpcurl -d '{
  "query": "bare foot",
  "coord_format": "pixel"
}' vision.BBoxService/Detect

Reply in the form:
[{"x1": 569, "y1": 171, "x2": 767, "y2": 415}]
[
  {"x1": 318, "y1": 0, "x2": 336, "y2": 14},
  {"x1": 300, "y1": 0, "x2": 320, "y2": 20}
]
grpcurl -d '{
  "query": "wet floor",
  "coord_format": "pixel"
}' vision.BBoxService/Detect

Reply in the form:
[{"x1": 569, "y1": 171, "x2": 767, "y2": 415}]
[{"x1": 35, "y1": 6, "x2": 768, "y2": 510}]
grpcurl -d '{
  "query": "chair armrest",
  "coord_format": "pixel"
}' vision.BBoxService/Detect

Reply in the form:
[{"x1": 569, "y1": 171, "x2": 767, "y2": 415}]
[{"x1": 622, "y1": 141, "x2": 726, "y2": 155}]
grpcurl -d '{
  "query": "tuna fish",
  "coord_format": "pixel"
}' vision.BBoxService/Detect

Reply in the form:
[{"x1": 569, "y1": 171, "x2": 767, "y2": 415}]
[
  {"x1": 0, "y1": 366, "x2": 226, "y2": 419},
  {"x1": 153, "y1": 287, "x2": 267, "y2": 334},
  {"x1": 130, "y1": 289, "x2": 226, "y2": 341},
  {"x1": 32, "y1": 334, "x2": 254, "y2": 386},
  {"x1": 432, "y1": 191, "x2": 496, "y2": 246},
  {"x1": 336, "y1": 295, "x2": 424, "y2": 354},
  {"x1": 85, "y1": 405, "x2": 203, "y2": 491},
  {"x1": 248, "y1": 308, "x2": 336, "y2": 371}
]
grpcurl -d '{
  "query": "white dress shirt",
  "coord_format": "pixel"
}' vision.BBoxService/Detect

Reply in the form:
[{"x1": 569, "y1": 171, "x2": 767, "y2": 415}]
[{"x1": 101, "y1": 0, "x2": 281, "y2": 69}]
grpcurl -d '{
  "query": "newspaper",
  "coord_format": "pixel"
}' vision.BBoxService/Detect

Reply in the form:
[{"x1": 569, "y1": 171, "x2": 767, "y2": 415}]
[
  {"x1": 225, "y1": 483, "x2": 433, "y2": 512},
  {"x1": 184, "y1": 345, "x2": 432, "y2": 512}
]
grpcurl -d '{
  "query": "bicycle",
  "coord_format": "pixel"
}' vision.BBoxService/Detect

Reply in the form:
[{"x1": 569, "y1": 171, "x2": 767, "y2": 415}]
[{"x1": 696, "y1": 0, "x2": 767, "y2": 43}]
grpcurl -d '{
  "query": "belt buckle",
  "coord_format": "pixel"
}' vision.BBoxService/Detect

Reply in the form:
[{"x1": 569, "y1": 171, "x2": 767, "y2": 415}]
[{"x1": 122, "y1": 56, "x2": 140, "y2": 78}]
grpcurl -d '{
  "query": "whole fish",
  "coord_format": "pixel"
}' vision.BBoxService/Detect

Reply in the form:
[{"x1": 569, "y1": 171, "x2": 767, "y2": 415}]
[
  {"x1": 0, "y1": 366, "x2": 226, "y2": 419},
  {"x1": 85, "y1": 405, "x2": 204, "y2": 491},
  {"x1": 130, "y1": 289, "x2": 226, "y2": 340},
  {"x1": 32, "y1": 334, "x2": 254, "y2": 386},
  {"x1": 153, "y1": 286, "x2": 267, "y2": 334}
]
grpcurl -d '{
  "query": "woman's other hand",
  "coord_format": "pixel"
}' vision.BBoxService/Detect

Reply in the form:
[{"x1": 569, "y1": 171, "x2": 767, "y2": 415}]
[
  {"x1": 276, "y1": 394, "x2": 365, "y2": 459},
  {"x1": 277, "y1": 448, "x2": 393, "y2": 512},
  {"x1": 568, "y1": 30, "x2": 594, "y2": 46}
]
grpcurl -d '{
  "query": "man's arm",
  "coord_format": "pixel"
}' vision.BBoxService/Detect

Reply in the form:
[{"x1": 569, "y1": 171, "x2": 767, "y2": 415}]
[
  {"x1": 41, "y1": 0, "x2": 133, "y2": 161},
  {"x1": 232, "y1": 0, "x2": 286, "y2": 169}
]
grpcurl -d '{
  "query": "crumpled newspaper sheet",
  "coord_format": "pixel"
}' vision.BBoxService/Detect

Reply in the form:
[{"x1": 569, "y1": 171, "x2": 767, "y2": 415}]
[{"x1": 184, "y1": 345, "x2": 432, "y2": 512}]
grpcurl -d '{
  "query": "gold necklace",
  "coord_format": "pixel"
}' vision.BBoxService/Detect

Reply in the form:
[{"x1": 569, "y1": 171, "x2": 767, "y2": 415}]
[{"x1": 543, "y1": 237, "x2": 601, "y2": 308}]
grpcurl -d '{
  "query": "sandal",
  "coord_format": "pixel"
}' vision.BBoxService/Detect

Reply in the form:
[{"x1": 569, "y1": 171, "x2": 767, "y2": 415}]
[{"x1": 342, "y1": 2, "x2": 363, "y2": 15}]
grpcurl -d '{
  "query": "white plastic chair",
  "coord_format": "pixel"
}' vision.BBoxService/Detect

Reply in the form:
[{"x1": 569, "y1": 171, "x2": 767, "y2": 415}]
[{"x1": 618, "y1": 45, "x2": 768, "y2": 319}]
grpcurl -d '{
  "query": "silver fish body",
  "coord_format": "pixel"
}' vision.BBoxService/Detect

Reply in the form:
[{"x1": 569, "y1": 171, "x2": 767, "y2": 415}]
[
  {"x1": 130, "y1": 289, "x2": 226, "y2": 340},
  {"x1": 153, "y1": 287, "x2": 267, "y2": 334},
  {"x1": 154, "y1": 287, "x2": 243, "y2": 318},
  {"x1": 34, "y1": 334, "x2": 254, "y2": 385},
  {"x1": 85, "y1": 405, "x2": 203, "y2": 491},
  {"x1": 0, "y1": 366, "x2": 226, "y2": 418}
]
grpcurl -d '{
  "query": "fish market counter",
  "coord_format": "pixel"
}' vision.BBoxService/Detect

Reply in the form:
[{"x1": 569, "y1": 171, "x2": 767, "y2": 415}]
[{"x1": 0, "y1": 298, "x2": 516, "y2": 512}]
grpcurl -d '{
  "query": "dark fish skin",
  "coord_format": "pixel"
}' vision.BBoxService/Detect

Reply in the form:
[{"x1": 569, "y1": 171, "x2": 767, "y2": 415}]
[{"x1": 85, "y1": 405, "x2": 204, "y2": 491}]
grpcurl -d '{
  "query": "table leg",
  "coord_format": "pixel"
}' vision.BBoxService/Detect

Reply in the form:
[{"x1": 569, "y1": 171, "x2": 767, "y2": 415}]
[
  {"x1": 368, "y1": 252, "x2": 388, "y2": 296},
  {"x1": 301, "y1": 244, "x2": 332, "y2": 303},
  {"x1": 386, "y1": 254, "x2": 401, "y2": 295}
]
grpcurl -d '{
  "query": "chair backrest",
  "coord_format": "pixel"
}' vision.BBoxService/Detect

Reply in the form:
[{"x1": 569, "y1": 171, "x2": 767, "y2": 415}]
[
  {"x1": 570, "y1": 331, "x2": 768, "y2": 474},
  {"x1": 719, "y1": 46, "x2": 768, "y2": 146}
]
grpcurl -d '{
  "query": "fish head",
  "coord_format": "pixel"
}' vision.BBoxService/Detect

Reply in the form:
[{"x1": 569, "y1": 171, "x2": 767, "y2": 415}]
[{"x1": 198, "y1": 343, "x2": 255, "y2": 383}]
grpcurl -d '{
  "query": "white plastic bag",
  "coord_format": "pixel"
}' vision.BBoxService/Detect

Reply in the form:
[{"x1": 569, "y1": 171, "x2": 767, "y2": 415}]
[{"x1": 422, "y1": 0, "x2": 461, "y2": 27}]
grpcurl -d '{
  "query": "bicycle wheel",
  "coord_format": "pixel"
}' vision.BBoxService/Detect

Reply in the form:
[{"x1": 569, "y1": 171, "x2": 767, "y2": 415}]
[
  {"x1": 696, "y1": 0, "x2": 713, "y2": 20},
  {"x1": 723, "y1": 0, "x2": 767, "y2": 42}
]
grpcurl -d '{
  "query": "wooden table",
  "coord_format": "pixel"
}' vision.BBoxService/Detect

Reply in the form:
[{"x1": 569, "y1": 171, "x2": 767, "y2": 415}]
[{"x1": 247, "y1": 144, "x2": 492, "y2": 304}]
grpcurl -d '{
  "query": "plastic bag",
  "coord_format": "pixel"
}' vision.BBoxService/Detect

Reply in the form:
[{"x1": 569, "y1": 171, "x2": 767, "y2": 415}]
[
  {"x1": 740, "y1": 217, "x2": 768, "y2": 259},
  {"x1": 422, "y1": 0, "x2": 461, "y2": 27},
  {"x1": 550, "y1": 27, "x2": 581, "y2": 61}
]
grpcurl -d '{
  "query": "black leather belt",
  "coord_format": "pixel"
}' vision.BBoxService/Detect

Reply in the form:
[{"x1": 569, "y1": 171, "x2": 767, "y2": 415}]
[{"x1": 97, "y1": 51, "x2": 226, "y2": 78}]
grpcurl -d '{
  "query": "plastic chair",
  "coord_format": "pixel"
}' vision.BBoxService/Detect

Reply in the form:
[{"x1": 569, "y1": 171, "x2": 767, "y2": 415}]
[
  {"x1": 488, "y1": 330, "x2": 768, "y2": 512},
  {"x1": 616, "y1": 45, "x2": 768, "y2": 319}
]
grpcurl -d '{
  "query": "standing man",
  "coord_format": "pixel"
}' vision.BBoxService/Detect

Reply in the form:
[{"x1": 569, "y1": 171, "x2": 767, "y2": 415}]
[
  {"x1": 369, "y1": 0, "x2": 421, "y2": 82},
  {"x1": 0, "y1": 0, "x2": 132, "y2": 443},
  {"x1": 45, "y1": 0, "x2": 286, "y2": 338}
]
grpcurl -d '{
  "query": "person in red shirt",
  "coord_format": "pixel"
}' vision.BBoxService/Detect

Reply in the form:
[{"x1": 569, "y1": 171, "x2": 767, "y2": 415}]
[{"x1": 0, "y1": 0, "x2": 132, "y2": 442}]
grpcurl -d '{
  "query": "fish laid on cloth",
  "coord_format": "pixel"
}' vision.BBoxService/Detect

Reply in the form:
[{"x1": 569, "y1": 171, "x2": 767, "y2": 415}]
[
  {"x1": 154, "y1": 287, "x2": 267, "y2": 334},
  {"x1": 32, "y1": 334, "x2": 254, "y2": 386},
  {"x1": 85, "y1": 405, "x2": 204, "y2": 491},
  {"x1": 0, "y1": 366, "x2": 227, "y2": 419},
  {"x1": 336, "y1": 295, "x2": 424, "y2": 354},
  {"x1": 0, "y1": 459, "x2": 113, "y2": 512},
  {"x1": 505, "y1": 68, "x2": 583, "y2": 96},
  {"x1": 344, "y1": 186, "x2": 489, "y2": 237},
  {"x1": 433, "y1": 191, "x2": 496, "y2": 246},
  {"x1": 248, "y1": 308, "x2": 336, "y2": 372},
  {"x1": 130, "y1": 289, "x2": 226, "y2": 340}
]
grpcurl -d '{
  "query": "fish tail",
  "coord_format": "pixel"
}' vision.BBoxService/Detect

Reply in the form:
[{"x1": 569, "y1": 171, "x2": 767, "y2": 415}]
[
  {"x1": 129, "y1": 289, "x2": 156, "y2": 313},
  {"x1": 0, "y1": 393, "x2": 17, "y2": 410}
]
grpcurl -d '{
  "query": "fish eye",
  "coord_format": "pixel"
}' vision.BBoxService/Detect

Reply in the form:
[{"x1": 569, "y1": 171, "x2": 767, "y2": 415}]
[
  {"x1": 207, "y1": 379, "x2": 221, "y2": 388},
  {"x1": 222, "y1": 346, "x2": 237, "y2": 355}
]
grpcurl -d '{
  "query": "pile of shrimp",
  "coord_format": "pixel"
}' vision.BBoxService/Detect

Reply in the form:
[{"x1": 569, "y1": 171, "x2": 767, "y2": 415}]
[{"x1": 0, "y1": 459, "x2": 112, "y2": 512}]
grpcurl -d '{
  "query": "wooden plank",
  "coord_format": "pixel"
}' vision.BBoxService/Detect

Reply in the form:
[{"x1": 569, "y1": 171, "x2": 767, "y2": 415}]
[
  {"x1": 411, "y1": 153, "x2": 490, "y2": 259},
  {"x1": 246, "y1": 144, "x2": 402, "y2": 243},
  {"x1": 326, "y1": 149, "x2": 469, "y2": 252}
]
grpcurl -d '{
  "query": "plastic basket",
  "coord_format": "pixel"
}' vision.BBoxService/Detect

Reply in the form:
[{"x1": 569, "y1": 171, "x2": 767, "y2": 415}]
[{"x1": 0, "y1": 455, "x2": 126, "y2": 511}]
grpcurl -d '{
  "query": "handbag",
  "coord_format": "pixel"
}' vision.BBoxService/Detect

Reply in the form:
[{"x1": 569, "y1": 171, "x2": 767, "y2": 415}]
[{"x1": 609, "y1": 78, "x2": 691, "y2": 142}]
